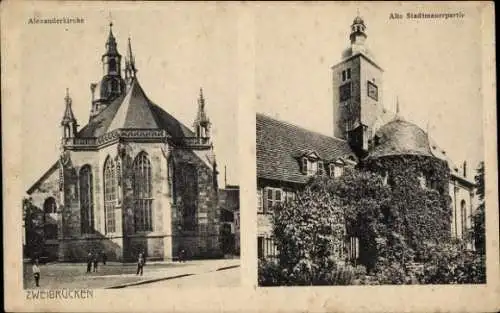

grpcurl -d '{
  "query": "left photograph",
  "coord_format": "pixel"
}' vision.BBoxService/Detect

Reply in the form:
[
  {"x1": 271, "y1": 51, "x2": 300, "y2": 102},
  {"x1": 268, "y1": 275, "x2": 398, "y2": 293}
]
[{"x1": 21, "y1": 6, "x2": 240, "y2": 289}]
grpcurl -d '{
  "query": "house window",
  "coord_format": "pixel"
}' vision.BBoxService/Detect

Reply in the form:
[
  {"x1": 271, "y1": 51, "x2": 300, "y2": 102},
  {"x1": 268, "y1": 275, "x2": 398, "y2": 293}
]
[
  {"x1": 104, "y1": 157, "x2": 116, "y2": 234},
  {"x1": 347, "y1": 68, "x2": 351, "y2": 80},
  {"x1": 257, "y1": 188, "x2": 263, "y2": 213},
  {"x1": 339, "y1": 82, "x2": 351, "y2": 102},
  {"x1": 257, "y1": 236, "x2": 264, "y2": 259},
  {"x1": 367, "y1": 81, "x2": 378, "y2": 101},
  {"x1": 318, "y1": 161, "x2": 324, "y2": 175},
  {"x1": 341, "y1": 70, "x2": 346, "y2": 82},
  {"x1": 132, "y1": 152, "x2": 153, "y2": 232},
  {"x1": 285, "y1": 191, "x2": 295, "y2": 203},
  {"x1": 330, "y1": 164, "x2": 344, "y2": 178},
  {"x1": 264, "y1": 187, "x2": 282, "y2": 213},
  {"x1": 301, "y1": 157, "x2": 308, "y2": 174},
  {"x1": 307, "y1": 160, "x2": 318, "y2": 176},
  {"x1": 79, "y1": 165, "x2": 94, "y2": 234}
]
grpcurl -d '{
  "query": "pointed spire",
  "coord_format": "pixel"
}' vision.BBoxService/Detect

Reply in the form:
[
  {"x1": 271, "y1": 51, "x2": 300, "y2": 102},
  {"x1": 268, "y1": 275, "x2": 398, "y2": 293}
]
[
  {"x1": 105, "y1": 21, "x2": 118, "y2": 55},
  {"x1": 194, "y1": 87, "x2": 211, "y2": 140},
  {"x1": 125, "y1": 36, "x2": 137, "y2": 78},
  {"x1": 396, "y1": 96, "x2": 400, "y2": 115},
  {"x1": 61, "y1": 88, "x2": 77, "y2": 126}
]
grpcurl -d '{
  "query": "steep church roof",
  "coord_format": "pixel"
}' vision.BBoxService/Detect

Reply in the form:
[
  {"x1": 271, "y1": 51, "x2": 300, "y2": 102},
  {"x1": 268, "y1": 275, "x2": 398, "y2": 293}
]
[
  {"x1": 78, "y1": 79, "x2": 194, "y2": 139},
  {"x1": 256, "y1": 113, "x2": 356, "y2": 184}
]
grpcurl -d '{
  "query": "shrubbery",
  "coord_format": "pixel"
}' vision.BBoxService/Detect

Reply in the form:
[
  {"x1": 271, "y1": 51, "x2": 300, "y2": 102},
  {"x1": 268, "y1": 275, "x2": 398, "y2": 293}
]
[{"x1": 258, "y1": 159, "x2": 486, "y2": 285}]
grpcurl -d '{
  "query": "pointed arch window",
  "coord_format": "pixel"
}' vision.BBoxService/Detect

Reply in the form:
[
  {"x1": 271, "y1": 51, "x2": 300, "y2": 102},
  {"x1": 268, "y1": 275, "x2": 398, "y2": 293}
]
[
  {"x1": 79, "y1": 165, "x2": 94, "y2": 234},
  {"x1": 104, "y1": 157, "x2": 117, "y2": 233},
  {"x1": 460, "y1": 199, "x2": 467, "y2": 238},
  {"x1": 133, "y1": 152, "x2": 153, "y2": 232}
]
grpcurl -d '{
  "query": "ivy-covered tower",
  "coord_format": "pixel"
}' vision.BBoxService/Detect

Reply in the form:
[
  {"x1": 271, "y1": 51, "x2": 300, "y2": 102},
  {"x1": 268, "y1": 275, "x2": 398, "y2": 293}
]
[{"x1": 331, "y1": 14, "x2": 384, "y2": 157}]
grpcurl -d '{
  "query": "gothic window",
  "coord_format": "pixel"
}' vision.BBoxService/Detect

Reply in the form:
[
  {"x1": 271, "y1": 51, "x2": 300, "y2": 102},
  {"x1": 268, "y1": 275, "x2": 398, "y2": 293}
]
[
  {"x1": 132, "y1": 152, "x2": 153, "y2": 232},
  {"x1": 339, "y1": 82, "x2": 351, "y2": 102},
  {"x1": 104, "y1": 157, "x2": 117, "y2": 233},
  {"x1": 179, "y1": 164, "x2": 198, "y2": 230},
  {"x1": 461, "y1": 200, "x2": 467, "y2": 238},
  {"x1": 79, "y1": 165, "x2": 94, "y2": 234},
  {"x1": 168, "y1": 156, "x2": 175, "y2": 201}
]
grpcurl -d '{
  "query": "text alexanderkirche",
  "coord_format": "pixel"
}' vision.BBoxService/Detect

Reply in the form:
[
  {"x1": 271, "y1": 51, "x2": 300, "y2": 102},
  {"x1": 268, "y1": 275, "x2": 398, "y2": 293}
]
[
  {"x1": 27, "y1": 16, "x2": 85, "y2": 25},
  {"x1": 389, "y1": 12, "x2": 465, "y2": 20},
  {"x1": 26, "y1": 289, "x2": 94, "y2": 300}
]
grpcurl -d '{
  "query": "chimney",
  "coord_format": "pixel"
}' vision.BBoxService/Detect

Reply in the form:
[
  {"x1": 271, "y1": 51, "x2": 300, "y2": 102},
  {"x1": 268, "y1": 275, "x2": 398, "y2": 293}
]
[{"x1": 463, "y1": 161, "x2": 467, "y2": 178}]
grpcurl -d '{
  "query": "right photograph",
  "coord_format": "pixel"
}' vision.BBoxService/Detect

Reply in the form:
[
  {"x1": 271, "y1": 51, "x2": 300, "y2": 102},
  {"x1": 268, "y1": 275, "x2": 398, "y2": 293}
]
[{"x1": 255, "y1": 4, "x2": 485, "y2": 286}]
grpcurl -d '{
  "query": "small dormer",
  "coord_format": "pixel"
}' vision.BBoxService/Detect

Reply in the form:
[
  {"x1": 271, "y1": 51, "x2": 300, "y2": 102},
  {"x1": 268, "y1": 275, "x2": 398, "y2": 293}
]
[
  {"x1": 299, "y1": 150, "x2": 322, "y2": 176},
  {"x1": 328, "y1": 158, "x2": 346, "y2": 178}
]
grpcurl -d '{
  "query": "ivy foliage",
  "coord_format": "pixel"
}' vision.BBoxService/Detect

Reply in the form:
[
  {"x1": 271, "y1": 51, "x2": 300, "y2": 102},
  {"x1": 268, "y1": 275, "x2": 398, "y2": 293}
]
[
  {"x1": 260, "y1": 155, "x2": 485, "y2": 285},
  {"x1": 472, "y1": 161, "x2": 485, "y2": 254},
  {"x1": 270, "y1": 184, "x2": 347, "y2": 285}
]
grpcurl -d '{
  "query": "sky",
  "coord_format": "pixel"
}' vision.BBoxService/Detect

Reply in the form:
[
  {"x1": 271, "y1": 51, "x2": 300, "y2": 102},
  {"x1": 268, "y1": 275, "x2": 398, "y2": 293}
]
[
  {"x1": 21, "y1": 3, "x2": 239, "y2": 190},
  {"x1": 20, "y1": 2, "x2": 485, "y2": 190},
  {"x1": 254, "y1": 2, "x2": 485, "y2": 177}
]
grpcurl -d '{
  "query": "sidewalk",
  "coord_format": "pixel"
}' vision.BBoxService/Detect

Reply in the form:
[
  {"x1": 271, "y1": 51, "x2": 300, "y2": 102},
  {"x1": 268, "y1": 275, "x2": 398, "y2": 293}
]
[
  {"x1": 106, "y1": 259, "x2": 240, "y2": 289},
  {"x1": 23, "y1": 259, "x2": 240, "y2": 289}
]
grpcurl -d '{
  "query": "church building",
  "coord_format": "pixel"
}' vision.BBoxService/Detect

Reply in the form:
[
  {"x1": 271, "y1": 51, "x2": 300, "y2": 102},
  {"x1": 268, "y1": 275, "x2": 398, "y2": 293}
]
[
  {"x1": 256, "y1": 15, "x2": 476, "y2": 259},
  {"x1": 25, "y1": 23, "x2": 222, "y2": 262}
]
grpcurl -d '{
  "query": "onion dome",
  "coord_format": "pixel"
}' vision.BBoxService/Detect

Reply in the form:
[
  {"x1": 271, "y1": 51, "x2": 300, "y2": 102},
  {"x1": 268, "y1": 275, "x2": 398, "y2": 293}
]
[{"x1": 368, "y1": 116, "x2": 433, "y2": 158}]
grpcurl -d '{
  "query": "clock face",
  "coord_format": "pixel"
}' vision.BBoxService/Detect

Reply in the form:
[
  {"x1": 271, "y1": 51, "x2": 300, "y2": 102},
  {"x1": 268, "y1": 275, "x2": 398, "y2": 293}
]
[{"x1": 367, "y1": 81, "x2": 378, "y2": 101}]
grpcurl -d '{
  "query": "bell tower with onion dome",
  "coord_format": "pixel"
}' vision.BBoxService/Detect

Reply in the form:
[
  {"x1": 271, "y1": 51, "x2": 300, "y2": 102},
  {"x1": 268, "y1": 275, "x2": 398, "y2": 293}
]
[
  {"x1": 89, "y1": 22, "x2": 126, "y2": 120},
  {"x1": 332, "y1": 14, "x2": 384, "y2": 157}
]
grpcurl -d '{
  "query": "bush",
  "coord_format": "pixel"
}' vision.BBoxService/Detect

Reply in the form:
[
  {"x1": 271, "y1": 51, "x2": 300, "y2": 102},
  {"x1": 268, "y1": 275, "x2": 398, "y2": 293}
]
[
  {"x1": 258, "y1": 259, "x2": 287, "y2": 286},
  {"x1": 420, "y1": 243, "x2": 486, "y2": 284}
]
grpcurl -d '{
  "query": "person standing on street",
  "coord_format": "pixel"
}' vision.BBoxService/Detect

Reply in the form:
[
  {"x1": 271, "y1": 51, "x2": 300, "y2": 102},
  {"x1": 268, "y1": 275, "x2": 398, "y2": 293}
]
[
  {"x1": 86, "y1": 252, "x2": 93, "y2": 273},
  {"x1": 101, "y1": 251, "x2": 107, "y2": 265},
  {"x1": 32, "y1": 259, "x2": 41, "y2": 287},
  {"x1": 136, "y1": 252, "x2": 144, "y2": 276},
  {"x1": 93, "y1": 253, "x2": 99, "y2": 272}
]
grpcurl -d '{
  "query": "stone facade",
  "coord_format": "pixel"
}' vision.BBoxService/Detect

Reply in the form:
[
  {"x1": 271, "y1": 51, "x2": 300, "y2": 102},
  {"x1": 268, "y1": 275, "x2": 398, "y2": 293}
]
[{"x1": 24, "y1": 24, "x2": 225, "y2": 262}]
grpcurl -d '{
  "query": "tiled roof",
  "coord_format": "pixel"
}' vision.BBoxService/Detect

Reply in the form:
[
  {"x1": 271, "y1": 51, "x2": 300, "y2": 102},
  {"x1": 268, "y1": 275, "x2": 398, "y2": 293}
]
[
  {"x1": 256, "y1": 113, "x2": 356, "y2": 184},
  {"x1": 78, "y1": 79, "x2": 194, "y2": 139}
]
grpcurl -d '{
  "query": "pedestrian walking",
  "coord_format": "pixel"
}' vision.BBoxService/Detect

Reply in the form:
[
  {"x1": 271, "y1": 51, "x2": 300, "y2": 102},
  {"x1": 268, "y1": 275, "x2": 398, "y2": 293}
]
[
  {"x1": 32, "y1": 259, "x2": 41, "y2": 287},
  {"x1": 86, "y1": 252, "x2": 93, "y2": 273},
  {"x1": 93, "y1": 253, "x2": 99, "y2": 272},
  {"x1": 136, "y1": 253, "x2": 144, "y2": 276}
]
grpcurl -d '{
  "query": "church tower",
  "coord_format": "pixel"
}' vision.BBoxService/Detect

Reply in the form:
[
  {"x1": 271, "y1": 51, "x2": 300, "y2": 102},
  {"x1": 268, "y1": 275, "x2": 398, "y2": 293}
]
[
  {"x1": 61, "y1": 88, "x2": 78, "y2": 141},
  {"x1": 90, "y1": 23, "x2": 126, "y2": 119},
  {"x1": 332, "y1": 14, "x2": 384, "y2": 156}
]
